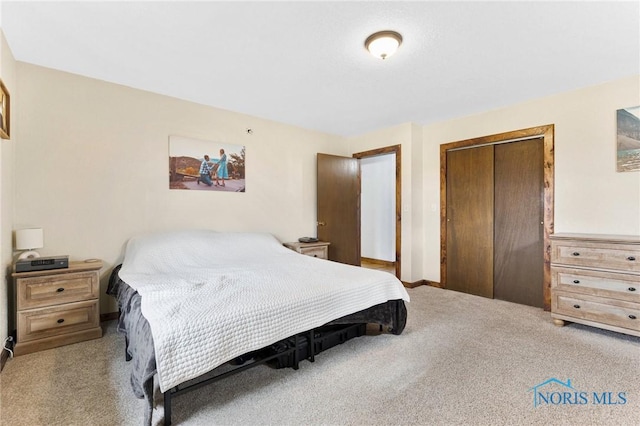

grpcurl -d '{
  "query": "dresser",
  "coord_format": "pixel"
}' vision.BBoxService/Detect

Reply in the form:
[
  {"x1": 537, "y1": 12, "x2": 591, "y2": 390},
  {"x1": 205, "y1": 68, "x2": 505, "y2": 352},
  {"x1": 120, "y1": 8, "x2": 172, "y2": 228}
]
[
  {"x1": 12, "y1": 260, "x2": 103, "y2": 355},
  {"x1": 283, "y1": 241, "x2": 330, "y2": 260},
  {"x1": 550, "y1": 234, "x2": 640, "y2": 337}
]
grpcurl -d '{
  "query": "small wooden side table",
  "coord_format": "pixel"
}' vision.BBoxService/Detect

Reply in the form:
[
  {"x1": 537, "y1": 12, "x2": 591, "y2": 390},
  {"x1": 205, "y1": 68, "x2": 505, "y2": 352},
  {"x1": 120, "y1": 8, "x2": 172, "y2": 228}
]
[
  {"x1": 283, "y1": 241, "x2": 330, "y2": 260},
  {"x1": 12, "y1": 260, "x2": 103, "y2": 355}
]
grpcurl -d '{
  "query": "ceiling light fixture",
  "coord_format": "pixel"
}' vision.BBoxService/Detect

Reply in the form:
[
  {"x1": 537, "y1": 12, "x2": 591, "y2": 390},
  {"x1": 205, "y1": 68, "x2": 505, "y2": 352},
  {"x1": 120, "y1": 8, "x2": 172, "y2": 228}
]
[{"x1": 365, "y1": 30, "x2": 403, "y2": 60}]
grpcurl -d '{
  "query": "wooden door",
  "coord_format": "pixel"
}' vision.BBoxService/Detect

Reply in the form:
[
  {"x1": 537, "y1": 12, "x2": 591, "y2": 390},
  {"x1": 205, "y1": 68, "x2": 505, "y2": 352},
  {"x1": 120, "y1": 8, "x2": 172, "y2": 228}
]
[
  {"x1": 317, "y1": 153, "x2": 361, "y2": 266},
  {"x1": 446, "y1": 146, "x2": 494, "y2": 298},
  {"x1": 493, "y1": 139, "x2": 544, "y2": 307}
]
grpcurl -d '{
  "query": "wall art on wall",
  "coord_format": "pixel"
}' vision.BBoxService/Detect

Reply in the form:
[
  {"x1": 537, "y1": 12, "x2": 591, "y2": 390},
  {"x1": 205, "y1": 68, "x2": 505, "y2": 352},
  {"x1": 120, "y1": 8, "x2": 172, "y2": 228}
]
[
  {"x1": 616, "y1": 106, "x2": 640, "y2": 172},
  {"x1": 169, "y1": 135, "x2": 245, "y2": 192},
  {"x1": 0, "y1": 79, "x2": 10, "y2": 139}
]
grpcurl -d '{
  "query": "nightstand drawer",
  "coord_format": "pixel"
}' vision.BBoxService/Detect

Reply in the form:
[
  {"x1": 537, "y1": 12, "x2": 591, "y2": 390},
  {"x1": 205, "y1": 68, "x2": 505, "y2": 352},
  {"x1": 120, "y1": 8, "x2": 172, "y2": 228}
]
[
  {"x1": 17, "y1": 300, "x2": 100, "y2": 343},
  {"x1": 283, "y1": 241, "x2": 330, "y2": 260},
  {"x1": 17, "y1": 270, "x2": 99, "y2": 310},
  {"x1": 551, "y1": 267, "x2": 639, "y2": 301},
  {"x1": 553, "y1": 292, "x2": 640, "y2": 332},
  {"x1": 300, "y1": 246, "x2": 328, "y2": 259}
]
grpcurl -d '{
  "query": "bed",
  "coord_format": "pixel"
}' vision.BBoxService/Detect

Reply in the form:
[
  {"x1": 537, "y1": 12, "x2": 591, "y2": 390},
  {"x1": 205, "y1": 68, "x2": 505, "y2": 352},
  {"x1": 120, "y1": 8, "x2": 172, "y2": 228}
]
[{"x1": 107, "y1": 230, "x2": 410, "y2": 425}]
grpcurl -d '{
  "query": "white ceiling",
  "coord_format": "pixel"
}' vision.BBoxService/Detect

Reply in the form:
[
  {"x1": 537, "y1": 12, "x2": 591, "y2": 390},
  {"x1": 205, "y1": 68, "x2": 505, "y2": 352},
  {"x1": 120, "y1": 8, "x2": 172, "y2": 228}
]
[{"x1": 2, "y1": 1, "x2": 639, "y2": 137}]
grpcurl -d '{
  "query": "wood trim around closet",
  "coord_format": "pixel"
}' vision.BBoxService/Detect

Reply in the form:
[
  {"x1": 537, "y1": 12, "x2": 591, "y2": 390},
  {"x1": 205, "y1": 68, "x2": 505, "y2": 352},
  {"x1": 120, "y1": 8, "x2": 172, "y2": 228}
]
[{"x1": 439, "y1": 125, "x2": 555, "y2": 310}]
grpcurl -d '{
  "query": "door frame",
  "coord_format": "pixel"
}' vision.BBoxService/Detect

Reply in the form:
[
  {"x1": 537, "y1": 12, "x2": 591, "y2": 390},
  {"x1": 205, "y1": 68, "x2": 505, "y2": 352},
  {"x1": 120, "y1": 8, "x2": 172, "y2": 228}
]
[
  {"x1": 353, "y1": 145, "x2": 402, "y2": 279},
  {"x1": 439, "y1": 125, "x2": 555, "y2": 310}
]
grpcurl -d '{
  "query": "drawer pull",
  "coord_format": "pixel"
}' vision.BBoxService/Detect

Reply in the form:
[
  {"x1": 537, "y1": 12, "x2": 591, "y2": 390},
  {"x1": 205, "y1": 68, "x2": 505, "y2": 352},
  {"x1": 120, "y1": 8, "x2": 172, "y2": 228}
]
[
  {"x1": 57, "y1": 319, "x2": 65, "y2": 324},
  {"x1": 573, "y1": 280, "x2": 580, "y2": 284},
  {"x1": 572, "y1": 252, "x2": 580, "y2": 256},
  {"x1": 56, "y1": 288, "x2": 65, "y2": 293},
  {"x1": 629, "y1": 287, "x2": 637, "y2": 292},
  {"x1": 573, "y1": 304, "x2": 581, "y2": 309},
  {"x1": 629, "y1": 315, "x2": 637, "y2": 320},
  {"x1": 627, "y1": 256, "x2": 636, "y2": 261}
]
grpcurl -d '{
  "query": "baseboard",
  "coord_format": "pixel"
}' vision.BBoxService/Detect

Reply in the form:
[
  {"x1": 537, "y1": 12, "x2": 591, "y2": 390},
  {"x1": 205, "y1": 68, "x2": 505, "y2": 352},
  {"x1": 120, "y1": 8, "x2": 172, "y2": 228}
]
[
  {"x1": 100, "y1": 312, "x2": 119, "y2": 322},
  {"x1": 402, "y1": 280, "x2": 425, "y2": 288},
  {"x1": 402, "y1": 279, "x2": 442, "y2": 289}
]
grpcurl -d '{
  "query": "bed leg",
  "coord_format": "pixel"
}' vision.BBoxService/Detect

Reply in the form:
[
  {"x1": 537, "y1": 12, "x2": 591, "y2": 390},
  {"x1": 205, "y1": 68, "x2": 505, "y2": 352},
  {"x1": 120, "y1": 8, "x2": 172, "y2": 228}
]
[
  {"x1": 164, "y1": 390, "x2": 172, "y2": 426},
  {"x1": 293, "y1": 334, "x2": 300, "y2": 370},
  {"x1": 308, "y1": 330, "x2": 315, "y2": 362}
]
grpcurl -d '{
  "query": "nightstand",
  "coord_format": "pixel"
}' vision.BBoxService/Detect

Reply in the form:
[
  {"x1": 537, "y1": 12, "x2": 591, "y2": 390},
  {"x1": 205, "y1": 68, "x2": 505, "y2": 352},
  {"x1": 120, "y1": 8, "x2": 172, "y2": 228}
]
[
  {"x1": 12, "y1": 260, "x2": 103, "y2": 355},
  {"x1": 283, "y1": 241, "x2": 330, "y2": 260}
]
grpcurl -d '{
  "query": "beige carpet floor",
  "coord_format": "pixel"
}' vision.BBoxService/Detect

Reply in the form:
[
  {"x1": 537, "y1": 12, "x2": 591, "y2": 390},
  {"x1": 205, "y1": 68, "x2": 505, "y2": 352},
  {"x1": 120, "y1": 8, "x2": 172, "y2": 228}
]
[{"x1": 1, "y1": 285, "x2": 639, "y2": 426}]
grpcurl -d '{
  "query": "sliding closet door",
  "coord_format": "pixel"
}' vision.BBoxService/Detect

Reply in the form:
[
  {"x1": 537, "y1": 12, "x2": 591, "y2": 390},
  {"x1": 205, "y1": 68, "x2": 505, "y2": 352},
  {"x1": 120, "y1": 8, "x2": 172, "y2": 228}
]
[
  {"x1": 446, "y1": 146, "x2": 494, "y2": 298},
  {"x1": 493, "y1": 139, "x2": 544, "y2": 307}
]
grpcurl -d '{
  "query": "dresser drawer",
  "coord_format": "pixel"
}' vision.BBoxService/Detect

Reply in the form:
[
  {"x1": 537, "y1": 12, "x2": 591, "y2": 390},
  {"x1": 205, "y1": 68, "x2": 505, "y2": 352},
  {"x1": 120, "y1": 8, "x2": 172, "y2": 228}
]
[
  {"x1": 551, "y1": 267, "x2": 639, "y2": 301},
  {"x1": 553, "y1": 291, "x2": 640, "y2": 332},
  {"x1": 551, "y1": 241, "x2": 640, "y2": 272},
  {"x1": 16, "y1": 270, "x2": 99, "y2": 310},
  {"x1": 17, "y1": 300, "x2": 100, "y2": 343},
  {"x1": 300, "y1": 246, "x2": 328, "y2": 259}
]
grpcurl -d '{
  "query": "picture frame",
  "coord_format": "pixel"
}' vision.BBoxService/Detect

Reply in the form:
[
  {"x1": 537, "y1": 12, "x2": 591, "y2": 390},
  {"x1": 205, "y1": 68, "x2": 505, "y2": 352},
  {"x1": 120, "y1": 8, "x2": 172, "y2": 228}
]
[
  {"x1": 0, "y1": 79, "x2": 9, "y2": 140},
  {"x1": 168, "y1": 135, "x2": 246, "y2": 192},
  {"x1": 616, "y1": 106, "x2": 640, "y2": 172}
]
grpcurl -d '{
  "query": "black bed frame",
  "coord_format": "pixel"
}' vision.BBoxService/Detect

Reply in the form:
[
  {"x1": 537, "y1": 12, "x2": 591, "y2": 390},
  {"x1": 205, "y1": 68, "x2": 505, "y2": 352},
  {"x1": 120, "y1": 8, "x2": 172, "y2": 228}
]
[
  {"x1": 161, "y1": 321, "x2": 377, "y2": 425},
  {"x1": 108, "y1": 265, "x2": 407, "y2": 425},
  {"x1": 162, "y1": 331, "x2": 306, "y2": 425}
]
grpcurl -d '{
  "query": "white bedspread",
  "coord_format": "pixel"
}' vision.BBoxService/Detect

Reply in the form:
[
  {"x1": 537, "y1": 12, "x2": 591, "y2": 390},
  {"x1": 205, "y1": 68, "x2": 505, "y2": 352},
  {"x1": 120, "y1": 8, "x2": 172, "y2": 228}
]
[{"x1": 119, "y1": 230, "x2": 410, "y2": 392}]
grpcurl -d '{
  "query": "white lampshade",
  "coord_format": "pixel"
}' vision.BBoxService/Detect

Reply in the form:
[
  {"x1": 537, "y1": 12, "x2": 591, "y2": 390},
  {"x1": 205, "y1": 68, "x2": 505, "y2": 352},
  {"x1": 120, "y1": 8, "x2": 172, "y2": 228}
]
[
  {"x1": 365, "y1": 31, "x2": 403, "y2": 60},
  {"x1": 16, "y1": 228, "x2": 44, "y2": 259}
]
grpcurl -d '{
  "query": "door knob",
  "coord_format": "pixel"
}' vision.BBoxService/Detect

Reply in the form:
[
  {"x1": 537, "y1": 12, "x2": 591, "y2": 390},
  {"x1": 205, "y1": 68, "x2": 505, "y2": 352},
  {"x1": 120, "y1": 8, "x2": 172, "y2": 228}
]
[{"x1": 317, "y1": 221, "x2": 326, "y2": 226}]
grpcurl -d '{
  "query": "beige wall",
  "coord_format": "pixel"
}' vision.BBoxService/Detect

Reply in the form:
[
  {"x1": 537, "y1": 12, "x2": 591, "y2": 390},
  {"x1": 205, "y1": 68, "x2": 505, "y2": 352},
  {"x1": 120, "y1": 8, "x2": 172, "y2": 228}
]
[
  {"x1": 1, "y1": 30, "x2": 16, "y2": 346},
  {"x1": 422, "y1": 75, "x2": 640, "y2": 282},
  {"x1": 4, "y1": 52, "x2": 639, "y2": 331},
  {"x1": 14, "y1": 63, "x2": 347, "y2": 314}
]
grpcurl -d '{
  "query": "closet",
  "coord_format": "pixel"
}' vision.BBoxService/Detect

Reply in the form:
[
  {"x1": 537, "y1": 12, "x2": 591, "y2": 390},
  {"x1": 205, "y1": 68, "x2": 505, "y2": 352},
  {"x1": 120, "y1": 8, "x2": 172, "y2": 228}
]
[{"x1": 444, "y1": 137, "x2": 545, "y2": 308}]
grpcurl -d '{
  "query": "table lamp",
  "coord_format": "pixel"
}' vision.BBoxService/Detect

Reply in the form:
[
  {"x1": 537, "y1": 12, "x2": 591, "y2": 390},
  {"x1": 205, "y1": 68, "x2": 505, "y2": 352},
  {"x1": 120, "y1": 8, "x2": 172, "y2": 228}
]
[{"x1": 15, "y1": 228, "x2": 44, "y2": 260}]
